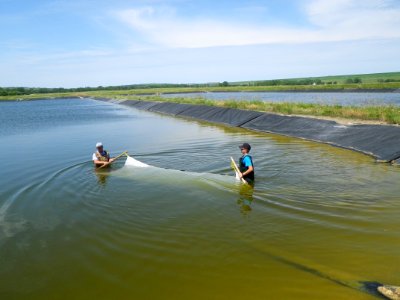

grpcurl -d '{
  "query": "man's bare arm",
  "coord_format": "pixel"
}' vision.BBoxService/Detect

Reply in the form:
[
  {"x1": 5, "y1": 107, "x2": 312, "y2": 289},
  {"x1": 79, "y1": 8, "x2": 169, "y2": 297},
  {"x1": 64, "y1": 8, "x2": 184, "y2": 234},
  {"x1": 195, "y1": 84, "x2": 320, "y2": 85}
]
[
  {"x1": 240, "y1": 165, "x2": 254, "y2": 178},
  {"x1": 93, "y1": 160, "x2": 109, "y2": 166}
]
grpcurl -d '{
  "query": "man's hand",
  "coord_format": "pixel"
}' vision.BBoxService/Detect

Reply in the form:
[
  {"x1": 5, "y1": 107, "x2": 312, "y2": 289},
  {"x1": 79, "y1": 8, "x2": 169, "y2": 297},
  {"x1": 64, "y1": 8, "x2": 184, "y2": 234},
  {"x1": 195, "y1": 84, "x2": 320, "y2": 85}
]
[
  {"x1": 109, "y1": 158, "x2": 116, "y2": 163},
  {"x1": 239, "y1": 172, "x2": 244, "y2": 179},
  {"x1": 99, "y1": 161, "x2": 110, "y2": 167}
]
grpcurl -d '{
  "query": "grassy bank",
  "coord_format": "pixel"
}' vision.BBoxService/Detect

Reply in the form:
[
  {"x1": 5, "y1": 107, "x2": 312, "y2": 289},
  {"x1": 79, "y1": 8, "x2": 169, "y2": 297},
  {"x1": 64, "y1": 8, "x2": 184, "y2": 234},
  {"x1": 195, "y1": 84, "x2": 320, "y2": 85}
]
[
  {"x1": 1, "y1": 90, "x2": 400, "y2": 125},
  {"x1": 116, "y1": 95, "x2": 400, "y2": 125}
]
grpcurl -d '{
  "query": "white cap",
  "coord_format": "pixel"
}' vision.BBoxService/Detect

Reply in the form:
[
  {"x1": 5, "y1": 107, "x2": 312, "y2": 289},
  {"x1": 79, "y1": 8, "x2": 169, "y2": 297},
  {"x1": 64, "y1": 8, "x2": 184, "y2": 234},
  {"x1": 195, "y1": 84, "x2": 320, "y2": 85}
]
[{"x1": 96, "y1": 142, "x2": 103, "y2": 148}]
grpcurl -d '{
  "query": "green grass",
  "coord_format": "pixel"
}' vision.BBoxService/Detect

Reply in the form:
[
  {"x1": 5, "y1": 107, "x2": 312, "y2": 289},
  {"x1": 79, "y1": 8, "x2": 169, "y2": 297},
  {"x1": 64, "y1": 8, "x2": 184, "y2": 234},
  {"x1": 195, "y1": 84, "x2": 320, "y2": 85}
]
[
  {"x1": 1, "y1": 89, "x2": 400, "y2": 125},
  {"x1": 314, "y1": 72, "x2": 400, "y2": 84}
]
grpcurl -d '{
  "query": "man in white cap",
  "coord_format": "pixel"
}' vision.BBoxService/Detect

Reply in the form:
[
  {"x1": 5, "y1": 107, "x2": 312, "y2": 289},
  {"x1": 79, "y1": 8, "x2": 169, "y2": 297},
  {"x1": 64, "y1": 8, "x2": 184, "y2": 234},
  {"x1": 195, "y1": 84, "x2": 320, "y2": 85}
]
[{"x1": 92, "y1": 142, "x2": 115, "y2": 167}]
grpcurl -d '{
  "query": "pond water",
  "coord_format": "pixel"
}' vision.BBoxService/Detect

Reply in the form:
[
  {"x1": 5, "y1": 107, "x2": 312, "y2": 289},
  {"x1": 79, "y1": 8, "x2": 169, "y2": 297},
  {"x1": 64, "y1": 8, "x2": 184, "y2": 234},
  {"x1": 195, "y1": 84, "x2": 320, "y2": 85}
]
[
  {"x1": 161, "y1": 91, "x2": 400, "y2": 106},
  {"x1": 1, "y1": 99, "x2": 399, "y2": 299}
]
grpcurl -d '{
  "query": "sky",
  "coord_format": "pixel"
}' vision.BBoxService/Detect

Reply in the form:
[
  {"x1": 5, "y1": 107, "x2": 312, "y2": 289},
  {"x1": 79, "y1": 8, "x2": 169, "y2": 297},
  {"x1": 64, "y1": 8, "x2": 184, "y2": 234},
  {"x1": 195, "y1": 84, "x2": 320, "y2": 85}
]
[{"x1": 1, "y1": 0, "x2": 400, "y2": 87}]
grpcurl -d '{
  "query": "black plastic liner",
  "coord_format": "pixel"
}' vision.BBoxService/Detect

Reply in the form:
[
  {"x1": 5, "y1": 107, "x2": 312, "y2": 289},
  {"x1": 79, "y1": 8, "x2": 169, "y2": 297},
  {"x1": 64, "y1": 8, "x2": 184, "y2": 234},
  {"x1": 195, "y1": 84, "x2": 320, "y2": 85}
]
[
  {"x1": 119, "y1": 100, "x2": 140, "y2": 106},
  {"x1": 185, "y1": 107, "x2": 264, "y2": 127},
  {"x1": 242, "y1": 114, "x2": 400, "y2": 162},
  {"x1": 149, "y1": 102, "x2": 192, "y2": 116},
  {"x1": 176, "y1": 105, "x2": 225, "y2": 120},
  {"x1": 328, "y1": 125, "x2": 400, "y2": 162},
  {"x1": 241, "y1": 113, "x2": 337, "y2": 140},
  {"x1": 175, "y1": 105, "x2": 264, "y2": 126}
]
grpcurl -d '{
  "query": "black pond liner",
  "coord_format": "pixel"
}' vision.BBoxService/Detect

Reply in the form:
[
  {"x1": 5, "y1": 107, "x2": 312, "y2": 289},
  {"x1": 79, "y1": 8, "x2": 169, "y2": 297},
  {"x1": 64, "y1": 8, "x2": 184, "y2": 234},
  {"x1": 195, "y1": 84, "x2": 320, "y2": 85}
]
[
  {"x1": 122, "y1": 101, "x2": 159, "y2": 110},
  {"x1": 176, "y1": 105, "x2": 224, "y2": 120},
  {"x1": 108, "y1": 100, "x2": 400, "y2": 163},
  {"x1": 327, "y1": 125, "x2": 400, "y2": 162},
  {"x1": 174, "y1": 104, "x2": 264, "y2": 127},
  {"x1": 148, "y1": 102, "x2": 192, "y2": 116},
  {"x1": 242, "y1": 114, "x2": 400, "y2": 162},
  {"x1": 182, "y1": 107, "x2": 264, "y2": 127}
]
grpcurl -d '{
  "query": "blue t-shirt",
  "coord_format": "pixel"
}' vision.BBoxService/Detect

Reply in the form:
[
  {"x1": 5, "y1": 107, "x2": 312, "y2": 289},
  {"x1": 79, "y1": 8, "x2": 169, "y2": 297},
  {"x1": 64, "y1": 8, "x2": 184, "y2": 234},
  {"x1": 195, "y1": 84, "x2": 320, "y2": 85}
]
[{"x1": 242, "y1": 155, "x2": 253, "y2": 167}]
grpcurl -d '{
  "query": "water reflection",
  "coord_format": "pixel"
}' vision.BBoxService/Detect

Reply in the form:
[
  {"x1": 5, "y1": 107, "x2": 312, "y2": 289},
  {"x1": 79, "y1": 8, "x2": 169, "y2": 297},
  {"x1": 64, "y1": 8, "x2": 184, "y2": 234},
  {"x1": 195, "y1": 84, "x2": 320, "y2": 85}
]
[
  {"x1": 95, "y1": 168, "x2": 110, "y2": 186},
  {"x1": 237, "y1": 183, "x2": 254, "y2": 215}
]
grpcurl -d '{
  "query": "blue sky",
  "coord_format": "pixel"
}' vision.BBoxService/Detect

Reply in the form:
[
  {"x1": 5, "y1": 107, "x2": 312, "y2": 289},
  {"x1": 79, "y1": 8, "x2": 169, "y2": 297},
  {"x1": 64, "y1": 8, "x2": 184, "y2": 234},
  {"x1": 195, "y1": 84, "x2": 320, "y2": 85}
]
[{"x1": 1, "y1": 0, "x2": 400, "y2": 87}]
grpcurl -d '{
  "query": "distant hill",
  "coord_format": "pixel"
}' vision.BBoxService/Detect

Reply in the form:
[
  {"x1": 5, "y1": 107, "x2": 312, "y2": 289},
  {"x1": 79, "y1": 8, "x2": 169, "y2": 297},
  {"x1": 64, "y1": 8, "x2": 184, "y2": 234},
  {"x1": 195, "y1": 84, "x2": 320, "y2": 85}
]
[
  {"x1": 1, "y1": 72, "x2": 400, "y2": 96},
  {"x1": 233, "y1": 72, "x2": 400, "y2": 86}
]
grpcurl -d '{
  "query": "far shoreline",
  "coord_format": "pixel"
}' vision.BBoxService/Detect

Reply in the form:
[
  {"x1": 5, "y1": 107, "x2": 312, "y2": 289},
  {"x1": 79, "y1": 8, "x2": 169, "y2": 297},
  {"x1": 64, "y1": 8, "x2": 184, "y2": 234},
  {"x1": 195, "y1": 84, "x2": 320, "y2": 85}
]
[{"x1": 161, "y1": 88, "x2": 400, "y2": 94}]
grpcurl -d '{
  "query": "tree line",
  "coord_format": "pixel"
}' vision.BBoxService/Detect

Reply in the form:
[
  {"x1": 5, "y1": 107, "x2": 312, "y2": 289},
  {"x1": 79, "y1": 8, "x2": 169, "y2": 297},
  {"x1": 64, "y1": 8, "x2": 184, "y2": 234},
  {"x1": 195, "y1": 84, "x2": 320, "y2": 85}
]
[
  {"x1": 377, "y1": 79, "x2": 400, "y2": 83},
  {"x1": 6, "y1": 76, "x2": 400, "y2": 96},
  {"x1": 0, "y1": 84, "x2": 211, "y2": 96}
]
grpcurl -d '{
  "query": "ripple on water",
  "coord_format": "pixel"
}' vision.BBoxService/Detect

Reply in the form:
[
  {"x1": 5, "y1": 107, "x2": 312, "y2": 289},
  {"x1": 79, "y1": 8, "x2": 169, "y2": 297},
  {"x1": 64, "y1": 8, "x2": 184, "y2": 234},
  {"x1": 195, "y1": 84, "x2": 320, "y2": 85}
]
[{"x1": 1, "y1": 99, "x2": 400, "y2": 299}]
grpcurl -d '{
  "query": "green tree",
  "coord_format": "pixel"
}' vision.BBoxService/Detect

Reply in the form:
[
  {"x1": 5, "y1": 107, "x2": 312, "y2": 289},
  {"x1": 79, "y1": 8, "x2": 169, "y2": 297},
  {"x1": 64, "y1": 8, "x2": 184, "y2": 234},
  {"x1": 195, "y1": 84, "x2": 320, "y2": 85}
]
[{"x1": 345, "y1": 78, "x2": 354, "y2": 84}]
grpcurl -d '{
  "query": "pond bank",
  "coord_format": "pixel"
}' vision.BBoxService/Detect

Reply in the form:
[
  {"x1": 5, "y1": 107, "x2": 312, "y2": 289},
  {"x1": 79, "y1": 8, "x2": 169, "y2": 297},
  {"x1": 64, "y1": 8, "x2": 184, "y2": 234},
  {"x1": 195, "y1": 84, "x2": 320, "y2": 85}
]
[
  {"x1": 2, "y1": 91, "x2": 400, "y2": 123},
  {"x1": 94, "y1": 98, "x2": 400, "y2": 163}
]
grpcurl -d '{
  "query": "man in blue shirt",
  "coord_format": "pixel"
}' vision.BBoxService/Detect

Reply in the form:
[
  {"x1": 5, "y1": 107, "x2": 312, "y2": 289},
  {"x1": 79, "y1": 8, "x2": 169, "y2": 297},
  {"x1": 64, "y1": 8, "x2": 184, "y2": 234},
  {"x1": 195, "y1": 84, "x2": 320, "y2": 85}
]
[{"x1": 238, "y1": 143, "x2": 255, "y2": 184}]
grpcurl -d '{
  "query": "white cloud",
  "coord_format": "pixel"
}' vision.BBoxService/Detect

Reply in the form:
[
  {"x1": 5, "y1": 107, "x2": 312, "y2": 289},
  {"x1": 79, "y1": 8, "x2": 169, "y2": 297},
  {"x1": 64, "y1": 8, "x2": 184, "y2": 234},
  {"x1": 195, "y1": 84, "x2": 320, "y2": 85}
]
[
  {"x1": 306, "y1": 0, "x2": 400, "y2": 39},
  {"x1": 115, "y1": 7, "x2": 315, "y2": 48},
  {"x1": 114, "y1": 0, "x2": 400, "y2": 48},
  {"x1": 3, "y1": 39, "x2": 400, "y2": 87}
]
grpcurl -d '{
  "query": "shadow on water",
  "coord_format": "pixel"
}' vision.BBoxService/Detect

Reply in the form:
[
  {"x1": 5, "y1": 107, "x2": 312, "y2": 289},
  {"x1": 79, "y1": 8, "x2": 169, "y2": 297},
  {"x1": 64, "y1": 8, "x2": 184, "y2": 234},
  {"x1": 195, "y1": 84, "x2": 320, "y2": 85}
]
[{"x1": 246, "y1": 242, "x2": 386, "y2": 299}]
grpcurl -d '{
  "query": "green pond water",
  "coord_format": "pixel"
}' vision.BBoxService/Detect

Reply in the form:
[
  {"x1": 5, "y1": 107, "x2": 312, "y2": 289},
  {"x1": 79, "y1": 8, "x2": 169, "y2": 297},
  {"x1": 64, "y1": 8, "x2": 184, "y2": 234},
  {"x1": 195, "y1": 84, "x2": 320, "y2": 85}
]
[{"x1": 0, "y1": 99, "x2": 399, "y2": 299}]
